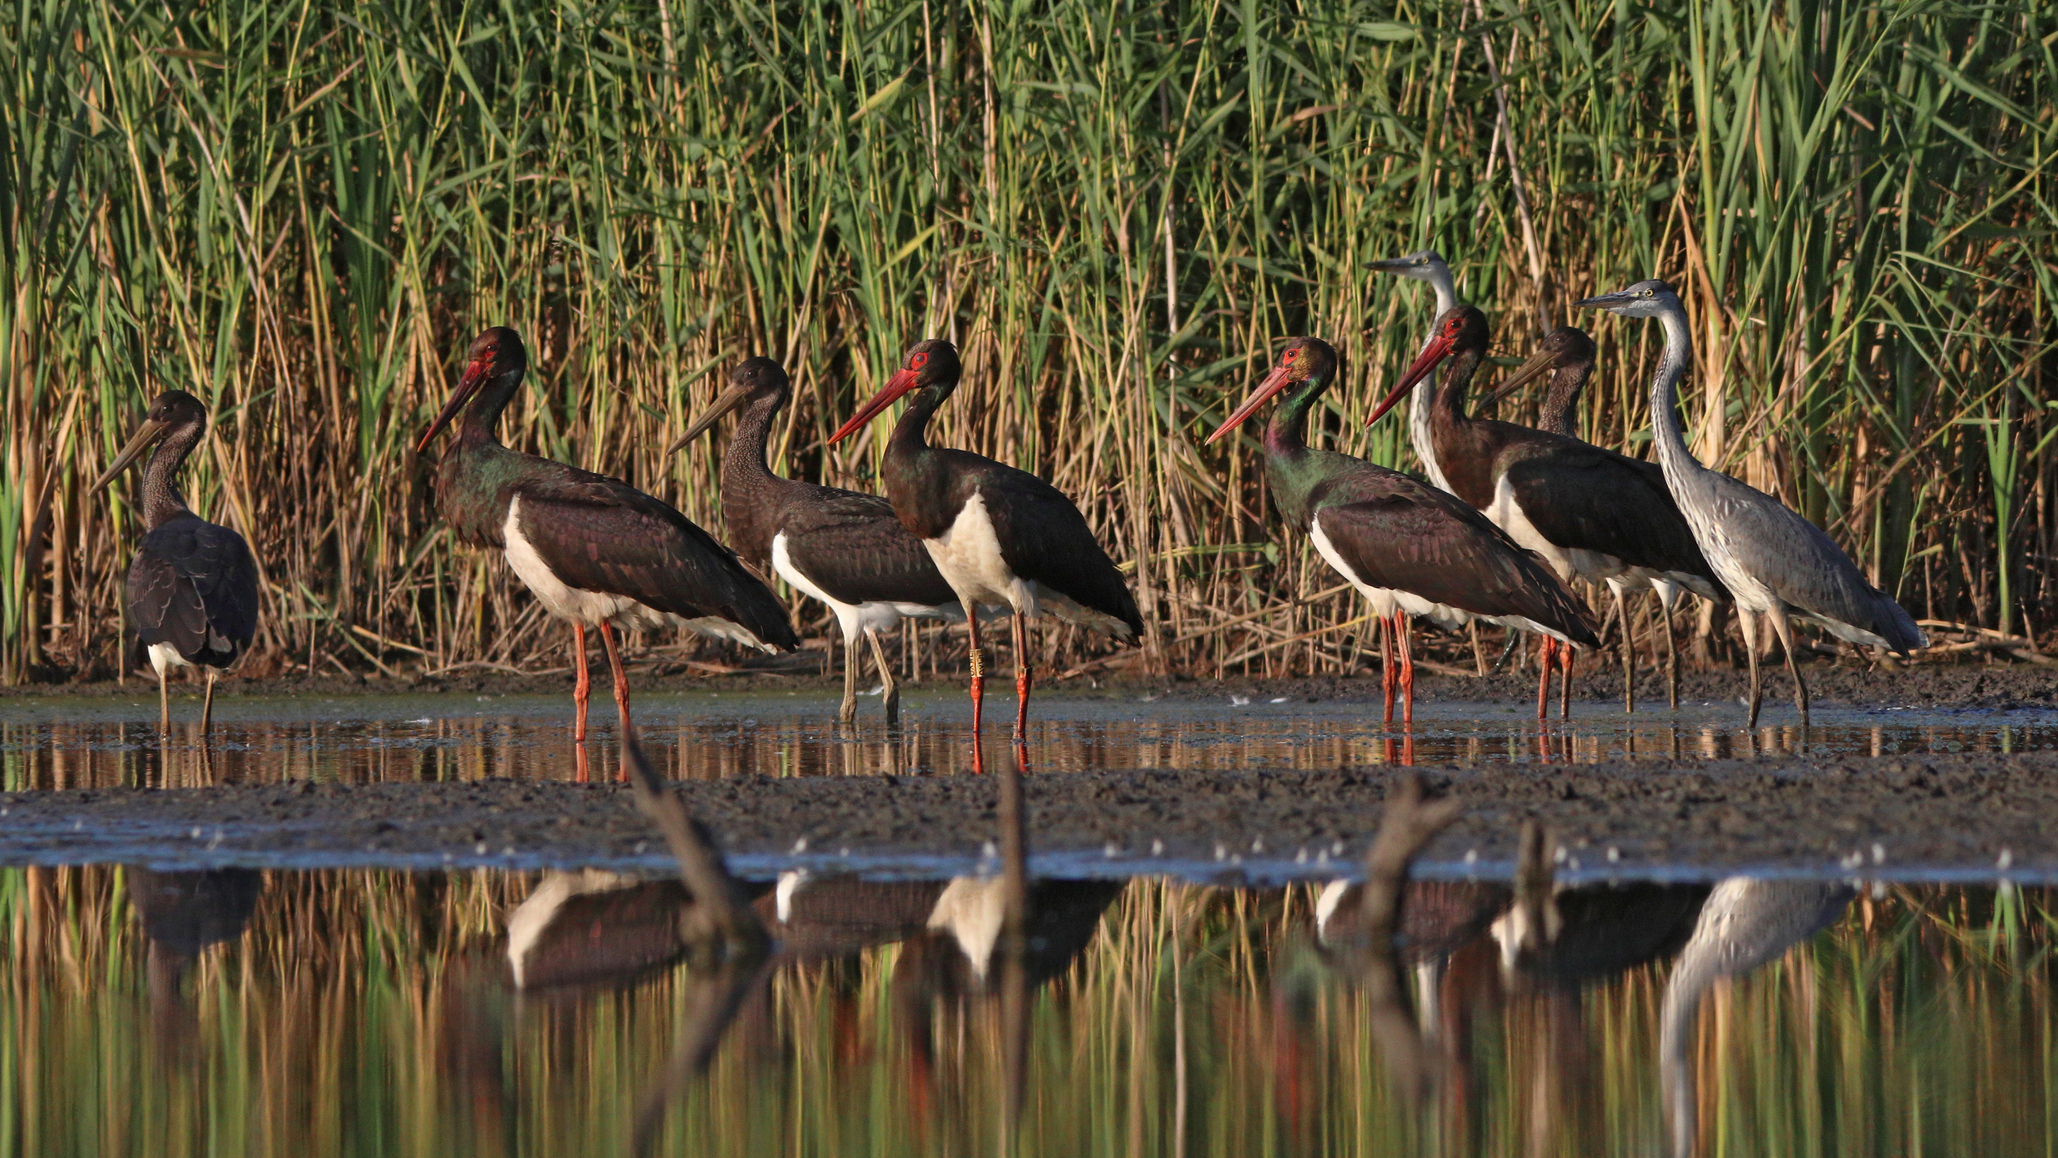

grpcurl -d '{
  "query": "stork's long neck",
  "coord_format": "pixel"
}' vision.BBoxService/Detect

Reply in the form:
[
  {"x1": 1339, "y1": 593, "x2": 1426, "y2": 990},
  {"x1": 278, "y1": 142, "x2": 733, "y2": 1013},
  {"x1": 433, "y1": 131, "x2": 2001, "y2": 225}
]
[
  {"x1": 1430, "y1": 344, "x2": 1484, "y2": 428},
  {"x1": 458, "y1": 368, "x2": 524, "y2": 448},
  {"x1": 1647, "y1": 303, "x2": 1703, "y2": 479},
  {"x1": 720, "y1": 391, "x2": 790, "y2": 567},
  {"x1": 1540, "y1": 362, "x2": 1589, "y2": 440},
  {"x1": 1263, "y1": 375, "x2": 1330, "y2": 525},
  {"x1": 1408, "y1": 273, "x2": 1460, "y2": 493},
  {"x1": 887, "y1": 382, "x2": 949, "y2": 460},
  {"x1": 723, "y1": 392, "x2": 782, "y2": 491},
  {"x1": 140, "y1": 420, "x2": 203, "y2": 530}
]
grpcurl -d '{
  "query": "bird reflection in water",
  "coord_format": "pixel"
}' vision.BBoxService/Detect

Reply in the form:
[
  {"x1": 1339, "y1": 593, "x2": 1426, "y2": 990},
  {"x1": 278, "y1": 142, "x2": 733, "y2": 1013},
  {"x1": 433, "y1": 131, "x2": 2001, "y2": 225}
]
[
  {"x1": 1660, "y1": 878, "x2": 1853, "y2": 1158},
  {"x1": 126, "y1": 867, "x2": 264, "y2": 1054}
]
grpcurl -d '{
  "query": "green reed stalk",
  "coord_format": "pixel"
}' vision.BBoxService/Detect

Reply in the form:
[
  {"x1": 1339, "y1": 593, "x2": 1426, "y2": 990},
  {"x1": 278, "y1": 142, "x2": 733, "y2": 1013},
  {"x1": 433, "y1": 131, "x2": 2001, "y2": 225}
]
[{"x1": 1, "y1": 0, "x2": 2051, "y2": 682}]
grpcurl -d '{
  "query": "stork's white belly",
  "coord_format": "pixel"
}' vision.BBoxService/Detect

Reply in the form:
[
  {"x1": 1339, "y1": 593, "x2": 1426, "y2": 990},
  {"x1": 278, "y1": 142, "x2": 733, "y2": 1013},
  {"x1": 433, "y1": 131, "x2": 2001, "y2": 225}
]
[
  {"x1": 919, "y1": 491, "x2": 1135, "y2": 639},
  {"x1": 772, "y1": 532, "x2": 961, "y2": 641},
  {"x1": 1309, "y1": 518, "x2": 1472, "y2": 630},
  {"x1": 501, "y1": 496, "x2": 777, "y2": 651},
  {"x1": 1314, "y1": 879, "x2": 1355, "y2": 942},
  {"x1": 147, "y1": 642, "x2": 190, "y2": 677},
  {"x1": 1485, "y1": 474, "x2": 1630, "y2": 587},
  {"x1": 1310, "y1": 516, "x2": 1585, "y2": 646},
  {"x1": 926, "y1": 492, "x2": 1035, "y2": 614}
]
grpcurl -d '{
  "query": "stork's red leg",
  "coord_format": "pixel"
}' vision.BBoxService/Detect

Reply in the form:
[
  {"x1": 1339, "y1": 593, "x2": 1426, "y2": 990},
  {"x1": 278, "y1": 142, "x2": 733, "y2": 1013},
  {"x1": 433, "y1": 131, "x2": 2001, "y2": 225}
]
[
  {"x1": 1380, "y1": 612, "x2": 1397, "y2": 726},
  {"x1": 598, "y1": 622, "x2": 634, "y2": 782},
  {"x1": 1398, "y1": 613, "x2": 1415, "y2": 725},
  {"x1": 1560, "y1": 636, "x2": 1574, "y2": 720},
  {"x1": 573, "y1": 623, "x2": 592, "y2": 743},
  {"x1": 1535, "y1": 636, "x2": 1555, "y2": 720},
  {"x1": 967, "y1": 610, "x2": 987, "y2": 774},
  {"x1": 1011, "y1": 611, "x2": 1033, "y2": 744}
]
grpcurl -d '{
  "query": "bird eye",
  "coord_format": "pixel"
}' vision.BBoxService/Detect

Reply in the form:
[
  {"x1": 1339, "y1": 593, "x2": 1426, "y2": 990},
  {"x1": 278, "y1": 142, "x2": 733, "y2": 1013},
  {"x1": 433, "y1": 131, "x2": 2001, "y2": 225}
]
[
  {"x1": 910, "y1": 352, "x2": 928, "y2": 368},
  {"x1": 1283, "y1": 349, "x2": 1298, "y2": 362}
]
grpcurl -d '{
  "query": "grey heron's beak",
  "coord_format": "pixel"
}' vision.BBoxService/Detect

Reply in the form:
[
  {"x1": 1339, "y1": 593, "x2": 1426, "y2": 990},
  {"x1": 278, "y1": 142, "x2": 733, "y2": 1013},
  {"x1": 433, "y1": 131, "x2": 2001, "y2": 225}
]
[
  {"x1": 90, "y1": 418, "x2": 171, "y2": 493},
  {"x1": 669, "y1": 383, "x2": 754, "y2": 455},
  {"x1": 1575, "y1": 289, "x2": 1639, "y2": 311}
]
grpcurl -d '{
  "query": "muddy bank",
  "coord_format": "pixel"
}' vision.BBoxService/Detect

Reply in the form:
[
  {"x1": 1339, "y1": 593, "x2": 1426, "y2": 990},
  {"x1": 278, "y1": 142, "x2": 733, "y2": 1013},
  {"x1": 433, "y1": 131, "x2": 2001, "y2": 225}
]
[
  {"x1": 2, "y1": 750, "x2": 2050, "y2": 881},
  {"x1": 4, "y1": 658, "x2": 2053, "y2": 711}
]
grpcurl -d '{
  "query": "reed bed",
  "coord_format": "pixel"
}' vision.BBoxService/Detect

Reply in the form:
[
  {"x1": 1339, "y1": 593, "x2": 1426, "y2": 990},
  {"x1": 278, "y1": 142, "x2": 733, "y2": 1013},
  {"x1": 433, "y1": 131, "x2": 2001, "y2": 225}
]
[{"x1": 1, "y1": 0, "x2": 2051, "y2": 683}]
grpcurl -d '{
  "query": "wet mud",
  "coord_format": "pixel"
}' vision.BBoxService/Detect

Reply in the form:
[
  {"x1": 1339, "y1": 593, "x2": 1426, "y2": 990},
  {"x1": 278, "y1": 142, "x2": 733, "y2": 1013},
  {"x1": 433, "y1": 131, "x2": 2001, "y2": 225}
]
[{"x1": 1, "y1": 748, "x2": 2051, "y2": 882}]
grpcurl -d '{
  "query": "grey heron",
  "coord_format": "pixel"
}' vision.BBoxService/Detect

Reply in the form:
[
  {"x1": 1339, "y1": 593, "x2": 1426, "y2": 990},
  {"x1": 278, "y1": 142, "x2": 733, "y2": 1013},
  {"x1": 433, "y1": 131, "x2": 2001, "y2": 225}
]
[
  {"x1": 1578, "y1": 281, "x2": 1926, "y2": 726},
  {"x1": 1368, "y1": 250, "x2": 1462, "y2": 496},
  {"x1": 1659, "y1": 878, "x2": 1853, "y2": 1158}
]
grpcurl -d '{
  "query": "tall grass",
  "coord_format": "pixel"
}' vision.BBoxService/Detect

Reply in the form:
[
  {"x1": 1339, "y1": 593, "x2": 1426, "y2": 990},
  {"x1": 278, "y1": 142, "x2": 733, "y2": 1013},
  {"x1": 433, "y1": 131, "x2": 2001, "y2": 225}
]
[{"x1": 1, "y1": 0, "x2": 2051, "y2": 682}]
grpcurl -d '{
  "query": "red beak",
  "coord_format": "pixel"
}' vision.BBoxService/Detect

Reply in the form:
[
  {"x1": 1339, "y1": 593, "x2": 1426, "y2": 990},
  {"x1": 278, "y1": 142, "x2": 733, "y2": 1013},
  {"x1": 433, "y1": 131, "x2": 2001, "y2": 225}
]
[
  {"x1": 1206, "y1": 363, "x2": 1299, "y2": 445},
  {"x1": 1364, "y1": 332, "x2": 1456, "y2": 428},
  {"x1": 830, "y1": 367, "x2": 921, "y2": 444},
  {"x1": 417, "y1": 359, "x2": 490, "y2": 453}
]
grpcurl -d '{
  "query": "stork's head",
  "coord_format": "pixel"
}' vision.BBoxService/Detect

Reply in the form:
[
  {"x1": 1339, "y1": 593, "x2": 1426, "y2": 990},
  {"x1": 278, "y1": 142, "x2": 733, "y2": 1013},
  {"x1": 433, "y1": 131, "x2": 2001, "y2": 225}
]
[
  {"x1": 1206, "y1": 338, "x2": 1338, "y2": 445},
  {"x1": 669, "y1": 357, "x2": 792, "y2": 454},
  {"x1": 418, "y1": 327, "x2": 528, "y2": 451},
  {"x1": 91, "y1": 392, "x2": 209, "y2": 493},
  {"x1": 1576, "y1": 280, "x2": 1681, "y2": 318},
  {"x1": 1480, "y1": 326, "x2": 1598, "y2": 409},
  {"x1": 1363, "y1": 305, "x2": 1490, "y2": 427},
  {"x1": 829, "y1": 339, "x2": 961, "y2": 444}
]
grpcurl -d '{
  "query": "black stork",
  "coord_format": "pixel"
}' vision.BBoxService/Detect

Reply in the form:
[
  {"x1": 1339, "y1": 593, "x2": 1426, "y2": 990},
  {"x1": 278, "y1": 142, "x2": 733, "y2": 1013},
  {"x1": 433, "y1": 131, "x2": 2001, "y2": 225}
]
[
  {"x1": 1578, "y1": 281, "x2": 1925, "y2": 727},
  {"x1": 90, "y1": 391, "x2": 260, "y2": 735},
  {"x1": 1207, "y1": 337, "x2": 1597, "y2": 723},
  {"x1": 828, "y1": 340, "x2": 1142, "y2": 752},
  {"x1": 417, "y1": 328, "x2": 798, "y2": 753},
  {"x1": 669, "y1": 356, "x2": 963, "y2": 725},
  {"x1": 1481, "y1": 326, "x2": 1719, "y2": 708},
  {"x1": 1370, "y1": 308, "x2": 1726, "y2": 713}
]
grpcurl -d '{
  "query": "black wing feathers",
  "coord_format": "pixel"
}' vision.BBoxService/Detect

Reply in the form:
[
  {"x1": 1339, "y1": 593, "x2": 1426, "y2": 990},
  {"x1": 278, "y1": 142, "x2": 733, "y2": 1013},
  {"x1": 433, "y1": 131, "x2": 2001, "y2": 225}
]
[
  {"x1": 515, "y1": 468, "x2": 798, "y2": 650},
  {"x1": 1311, "y1": 480, "x2": 1597, "y2": 646},
  {"x1": 966, "y1": 458, "x2": 1143, "y2": 636},
  {"x1": 127, "y1": 515, "x2": 260, "y2": 667},
  {"x1": 777, "y1": 487, "x2": 960, "y2": 607},
  {"x1": 1500, "y1": 442, "x2": 1719, "y2": 585}
]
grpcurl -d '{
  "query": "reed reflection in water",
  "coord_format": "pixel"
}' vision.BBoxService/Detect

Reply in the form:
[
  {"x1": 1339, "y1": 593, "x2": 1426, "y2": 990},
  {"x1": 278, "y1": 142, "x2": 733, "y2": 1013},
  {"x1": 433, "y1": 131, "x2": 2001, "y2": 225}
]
[{"x1": 0, "y1": 865, "x2": 2052, "y2": 1156}]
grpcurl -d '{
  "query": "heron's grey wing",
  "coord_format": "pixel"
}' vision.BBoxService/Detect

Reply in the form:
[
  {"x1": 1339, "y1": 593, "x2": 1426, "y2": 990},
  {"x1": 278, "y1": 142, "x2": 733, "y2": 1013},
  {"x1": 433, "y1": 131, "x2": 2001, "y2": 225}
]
[{"x1": 1704, "y1": 475, "x2": 1924, "y2": 651}]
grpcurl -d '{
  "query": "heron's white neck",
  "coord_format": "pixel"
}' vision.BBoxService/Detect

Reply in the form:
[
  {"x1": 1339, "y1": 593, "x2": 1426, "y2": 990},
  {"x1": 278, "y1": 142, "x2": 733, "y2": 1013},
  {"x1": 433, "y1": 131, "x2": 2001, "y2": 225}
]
[
  {"x1": 1647, "y1": 300, "x2": 1703, "y2": 479},
  {"x1": 1407, "y1": 264, "x2": 1461, "y2": 494}
]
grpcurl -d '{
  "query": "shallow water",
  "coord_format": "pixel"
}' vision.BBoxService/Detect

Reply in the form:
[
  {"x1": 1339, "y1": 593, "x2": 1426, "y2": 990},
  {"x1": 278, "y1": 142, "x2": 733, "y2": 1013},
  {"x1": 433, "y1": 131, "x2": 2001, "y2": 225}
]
[
  {"x1": 3, "y1": 864, "x2": 2050, "y2": 1157},
  {"x1": 1, "y1": 690, "x2": 2053, "y2": 790}
]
